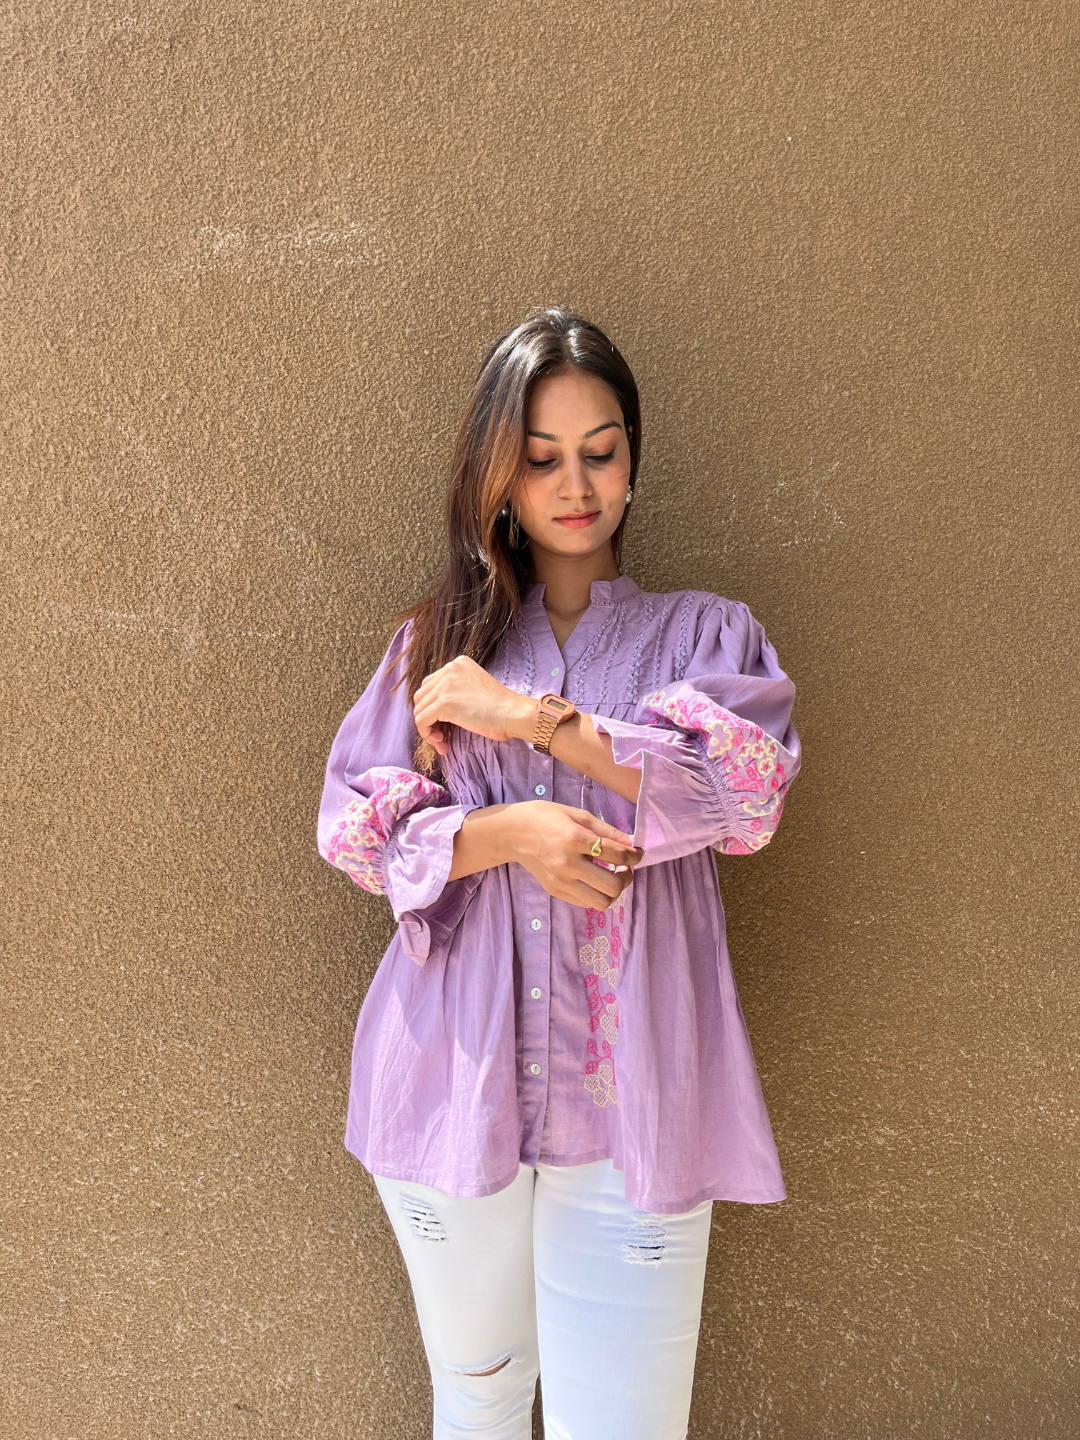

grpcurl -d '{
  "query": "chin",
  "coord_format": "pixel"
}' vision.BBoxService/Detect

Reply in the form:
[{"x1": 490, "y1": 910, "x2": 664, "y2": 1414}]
[
  {"x1": 545, "y1": 533, "x2": 613, "y2": 555},
  {"x1": 547, "y1": 519, "x2": 620, "y2": 547}
]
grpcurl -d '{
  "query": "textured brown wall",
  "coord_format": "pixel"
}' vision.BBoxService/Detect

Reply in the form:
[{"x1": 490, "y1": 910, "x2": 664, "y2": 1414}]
[{"x1": 3, "y1": 1, "x2": 1077, "y2": 1436}]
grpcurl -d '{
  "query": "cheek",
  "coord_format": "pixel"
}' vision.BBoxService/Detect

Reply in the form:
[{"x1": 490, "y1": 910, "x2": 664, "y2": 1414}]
[
  {"x1": 516, "y1": 473, "x2": 552, "y2": 516},
  {"x1": 603, "y1": 458, "x2": 632, "y2": 497},
  {"x1": 606, "y1": 445, "x2": 632, "y2": 482}
]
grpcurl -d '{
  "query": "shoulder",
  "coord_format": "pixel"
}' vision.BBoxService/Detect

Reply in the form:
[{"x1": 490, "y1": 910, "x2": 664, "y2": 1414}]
[
  {"x1": 353, "y1": 618, "x2": 414, "y2": 701},
  {"x1": 380, "y1": 617, "x2": 416, "y2": 670}
]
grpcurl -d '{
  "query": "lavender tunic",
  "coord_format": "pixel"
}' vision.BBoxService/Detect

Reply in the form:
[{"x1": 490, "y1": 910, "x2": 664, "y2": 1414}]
[{"x1": 317, "y1": 576, "x2": 801, "y2": 1214}]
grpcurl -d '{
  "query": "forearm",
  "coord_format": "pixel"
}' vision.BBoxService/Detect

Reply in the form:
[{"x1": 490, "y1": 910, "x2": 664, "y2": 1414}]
[
  {"x1": 444, "y1": 750, "x2": 639, "y2": 885},
  {"x1": 500, "y1": 700, "x2": 641, "y2": 804},
  {"x1": 446, "y1": 804, "x2": 515, "y2": 882},
  {"x1": 543, "y1": 713, "x2": 642, "y2": 803},
  {"x1": 445, "y1": 797, "x2": 642, "y2": 906},
  {"x1": 411, "y1": 659, "x2": 642, "y2": 804}
]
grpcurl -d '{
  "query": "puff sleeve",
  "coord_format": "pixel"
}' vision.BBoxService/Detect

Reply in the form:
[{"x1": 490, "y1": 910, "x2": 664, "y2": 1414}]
[
  {"x1": 316, "y1": 623, "x2": 482, "y2": 963},
  {"x1": 591, "y1": 599, "x2": 801, "y2": 866}
]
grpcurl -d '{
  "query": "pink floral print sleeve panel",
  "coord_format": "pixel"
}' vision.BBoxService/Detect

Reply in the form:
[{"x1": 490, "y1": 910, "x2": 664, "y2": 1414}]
[{"x1": 317, "y1": 577, "x2": 801, "y2": 1214}]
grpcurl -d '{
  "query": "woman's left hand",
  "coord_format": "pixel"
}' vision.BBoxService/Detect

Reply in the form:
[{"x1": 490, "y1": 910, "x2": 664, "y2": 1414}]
[{"x1": 413, "y1": 655, "x2": 535, "y2": 757}]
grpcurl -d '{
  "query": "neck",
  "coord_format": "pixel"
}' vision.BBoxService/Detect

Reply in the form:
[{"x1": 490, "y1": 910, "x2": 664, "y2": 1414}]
[{"x1": 530, "y1": 542, "x2": 620, "y2": 618}]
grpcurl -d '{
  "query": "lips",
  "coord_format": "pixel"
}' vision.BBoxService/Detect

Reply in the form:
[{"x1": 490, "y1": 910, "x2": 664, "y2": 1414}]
[{"x1": 553, "y1": 511, "x2": 601, "y2": 529}]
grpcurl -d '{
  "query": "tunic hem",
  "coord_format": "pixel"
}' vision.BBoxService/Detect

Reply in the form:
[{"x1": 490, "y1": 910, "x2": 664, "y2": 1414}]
[{"x1": 347, "y1": 1140, "x2": 787, "y2": 1214}]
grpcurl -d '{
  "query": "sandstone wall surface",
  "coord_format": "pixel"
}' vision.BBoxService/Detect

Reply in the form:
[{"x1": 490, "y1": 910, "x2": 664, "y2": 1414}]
[{"x1": 3, "y1": 2, "x2": 1077, "y2": 1435}]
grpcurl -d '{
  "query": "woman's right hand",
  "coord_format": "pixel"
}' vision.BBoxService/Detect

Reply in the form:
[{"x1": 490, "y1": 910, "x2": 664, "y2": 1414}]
[{"x1": 500, "y1": 801, "x2": 644, "y2": 909}]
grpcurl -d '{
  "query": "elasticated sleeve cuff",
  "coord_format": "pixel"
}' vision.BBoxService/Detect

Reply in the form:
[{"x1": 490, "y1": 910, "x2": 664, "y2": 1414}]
[{"x1": 592, "y1": 676, "x2": 801, "y2": 865}]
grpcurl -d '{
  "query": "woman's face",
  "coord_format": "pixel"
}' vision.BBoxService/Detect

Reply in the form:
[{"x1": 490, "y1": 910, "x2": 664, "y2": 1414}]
[{"x1": 512, "y1": 367, "x2": 632, "y2": 562}]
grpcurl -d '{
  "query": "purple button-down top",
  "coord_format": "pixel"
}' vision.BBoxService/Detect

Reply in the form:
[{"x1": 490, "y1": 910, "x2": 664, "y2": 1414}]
[{"x1": 317, "y1": 577, "x2": 801, "y2": 1214}]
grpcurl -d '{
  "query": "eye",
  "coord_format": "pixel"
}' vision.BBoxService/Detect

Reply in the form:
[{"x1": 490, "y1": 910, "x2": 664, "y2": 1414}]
[
  {"x1": 527, "y1": 457, "x2": 557, "y2": 469},
  {"x1": 585, "y1": 450, "x2": 616, "y2": 464}
]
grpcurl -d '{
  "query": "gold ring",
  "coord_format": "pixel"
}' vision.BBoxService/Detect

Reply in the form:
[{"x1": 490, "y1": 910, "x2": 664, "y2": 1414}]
[{"x1": 590, "y1": 838, "x2": 603, "y2": 857}]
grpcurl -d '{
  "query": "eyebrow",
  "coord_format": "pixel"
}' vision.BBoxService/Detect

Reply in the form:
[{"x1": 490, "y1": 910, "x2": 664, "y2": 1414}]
[{"x1": 526, "y1": 421, "x2": 622, "y2": 442}]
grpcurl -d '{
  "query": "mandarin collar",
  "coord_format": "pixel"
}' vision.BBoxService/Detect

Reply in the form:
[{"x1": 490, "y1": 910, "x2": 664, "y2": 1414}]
[{"x1": 524, "y1": 574, "x2": 640, "y2": 608}]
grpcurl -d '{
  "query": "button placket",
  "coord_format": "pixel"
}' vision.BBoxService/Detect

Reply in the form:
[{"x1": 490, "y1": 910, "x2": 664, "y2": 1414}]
[
  {"x1": 519, "y1": 602, "x2": 572, "y2": 1165},
  {"x1": 517, "y1": 866, "x2": 552, "y2": 1165}
]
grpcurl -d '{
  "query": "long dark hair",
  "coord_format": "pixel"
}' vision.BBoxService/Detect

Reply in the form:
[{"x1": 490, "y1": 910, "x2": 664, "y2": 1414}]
[{"x1": 400, "y1": 308, "x2": 641, "y2": 770}]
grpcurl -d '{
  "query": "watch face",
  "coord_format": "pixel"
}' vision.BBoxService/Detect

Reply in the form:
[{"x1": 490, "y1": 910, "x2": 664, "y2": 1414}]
[{"x1": 547, "y1": 697, "x2": 574, "y2": 715}]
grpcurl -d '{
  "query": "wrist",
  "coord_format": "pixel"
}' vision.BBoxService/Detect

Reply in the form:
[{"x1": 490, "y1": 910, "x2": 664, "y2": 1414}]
[
  {"x1": 493, "y1": 803, "x2": 528, "y2": 865},
  {"x1": 506, "y1": 693, "x2": 540, "y2": 744}
]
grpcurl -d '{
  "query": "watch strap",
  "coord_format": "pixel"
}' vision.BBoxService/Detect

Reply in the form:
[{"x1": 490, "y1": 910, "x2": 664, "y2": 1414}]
[
  {"x1": 532, "y1": 694, "x2": 576, "y2": 755},
  {"x1": 532, "y1": 710, "x2": 561, "y2": 755}
]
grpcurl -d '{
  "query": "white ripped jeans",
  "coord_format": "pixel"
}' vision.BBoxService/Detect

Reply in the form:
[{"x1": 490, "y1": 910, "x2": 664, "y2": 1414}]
[{"x1": 373, "y1": 1160, "x2": 713, "y2": 1440}]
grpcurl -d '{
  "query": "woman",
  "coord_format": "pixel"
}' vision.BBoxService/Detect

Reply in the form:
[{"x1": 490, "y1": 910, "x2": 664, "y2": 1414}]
[{"x1": 317, "y1": 309, "x2": 801, "y2": 1440}]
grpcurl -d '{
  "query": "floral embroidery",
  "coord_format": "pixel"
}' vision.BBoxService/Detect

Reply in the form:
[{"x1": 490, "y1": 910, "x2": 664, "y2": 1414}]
[
  {"x1": 640, "y1": 689, "x2": 791, "y2": 853},
  {"x1": 579, "y1": 908, "x2": 624, "y2": 1107},
  {"x1": 326, "y1": 768, "x2": 449, "y2": 894}
]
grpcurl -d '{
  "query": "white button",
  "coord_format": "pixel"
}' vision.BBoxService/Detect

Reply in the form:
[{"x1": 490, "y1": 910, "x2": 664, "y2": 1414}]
[
  {"x1": 530, "y1": 1063, "x2": 542, "y2": 1076},
  {"x1": 530, "y1": 918, "x2": 542, "y2": 931},
  {"x1": 534, "y1": 784, "x2": 546, "y2": 796},
  {"x1": 551, "y1": 668, "x2": 560, "y2": 676},
  {"x1": 530, "y1": 986, "x2": 543, "y2": 1000}
]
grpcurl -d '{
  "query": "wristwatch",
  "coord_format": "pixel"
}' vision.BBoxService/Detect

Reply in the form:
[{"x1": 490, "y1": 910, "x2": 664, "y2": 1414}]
[{"x1": 532, "y1": 693, "x2": 576, "y2": 755}]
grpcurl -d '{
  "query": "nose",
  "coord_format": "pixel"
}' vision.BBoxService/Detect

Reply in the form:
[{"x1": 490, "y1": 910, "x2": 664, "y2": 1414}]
[{"x1": 558, "y1": 453, "x2": 594, "y2": 498}]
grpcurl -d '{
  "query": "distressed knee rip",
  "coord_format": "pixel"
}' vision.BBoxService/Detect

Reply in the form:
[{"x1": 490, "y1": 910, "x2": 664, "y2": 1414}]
[
  {"x1": 398, "y1": 1197, "x2": 513, "y2": 1375},
  {"x1": 623, "y1": 1215, "x2": 667, "y2": 1264},
  {"x1": 444, "y1": 1352, "x2": 514, "y2": 1377},
  {"x1": 400, "y1": 1193, "x2": 447, "y2": 1243}
]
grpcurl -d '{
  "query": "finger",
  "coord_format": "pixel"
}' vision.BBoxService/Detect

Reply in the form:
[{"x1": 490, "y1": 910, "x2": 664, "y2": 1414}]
[
  {"x1": 413, "y1": 708, "x2": 448, "y2": 754},
  {"x1": 602, "y1": 861, "x2": 637, "y2": 891},
  {"x1": 414, "y1": 669, "x2": 451, "y2": 708},
  {"x1": 568, "y1": 856, "x2": 625, "y2": 900},
  {"x1": 415, "y1": 719, "x2": 448, "y2": 754},
  {"x1": 412, "y1": 696, "x2": 446, "y2": 733},
  {"x1": 588, "y1": 839, "x2": 645, "y2": 869},
  {"x1": 411, "y1": 708, "x2": 434, "y2": 743},
  {"x1": 563, "y1": 877, "x2": 631, "y2": 910},
  {"x1": 569, "y1": 810, "x2": 638, "y2": 850},
  {"x1": 572, "y1": 825, "x2": 642, "y2": 868}
]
